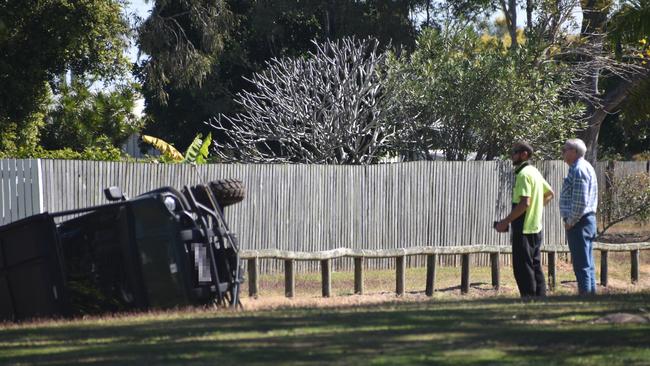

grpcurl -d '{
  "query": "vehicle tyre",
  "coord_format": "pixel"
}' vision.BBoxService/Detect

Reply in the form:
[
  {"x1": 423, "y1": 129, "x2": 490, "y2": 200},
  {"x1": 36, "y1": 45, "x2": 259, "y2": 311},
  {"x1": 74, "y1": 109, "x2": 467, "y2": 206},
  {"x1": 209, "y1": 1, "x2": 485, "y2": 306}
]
[{"x1": 209, "y1": 179, "x2": 245, "y2": 207}]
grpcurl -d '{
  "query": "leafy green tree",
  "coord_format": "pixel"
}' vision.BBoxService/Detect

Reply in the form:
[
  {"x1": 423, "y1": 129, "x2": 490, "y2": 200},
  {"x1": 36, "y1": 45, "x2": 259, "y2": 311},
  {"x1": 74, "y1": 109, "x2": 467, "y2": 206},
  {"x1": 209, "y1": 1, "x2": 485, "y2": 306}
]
[
  {"x1": 0, "y1": 0, "x2": 131, "y2": 154},
  {"x1": 136, "y1": 0, "x2": 235, "y2": 149},
  {"x1": 142, "y1": 133, "x2": 212, "y2": 163},
  {"x1": 386, "y1": 27, "x2": 584, "y2": 160},
  {"x1": 422, "y1": 0, "x2": 650, "y2": 161},
  {"x1": 39, "y1": 80, "x2": 143, "y2": 152},
  {"x1": 136, "y1": 0, "x2": 233, "y2": 104},
  {"x1": 598, "y1": 1, "x2": 650, "y2": 159}
]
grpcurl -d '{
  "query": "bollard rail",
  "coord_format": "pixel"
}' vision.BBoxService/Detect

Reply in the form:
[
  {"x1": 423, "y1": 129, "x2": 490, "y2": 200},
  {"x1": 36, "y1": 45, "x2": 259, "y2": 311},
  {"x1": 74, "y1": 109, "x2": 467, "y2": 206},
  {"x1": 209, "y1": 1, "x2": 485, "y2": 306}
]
[{"x1": 240, "y1": 242, "x2": 650, "y2": 298}]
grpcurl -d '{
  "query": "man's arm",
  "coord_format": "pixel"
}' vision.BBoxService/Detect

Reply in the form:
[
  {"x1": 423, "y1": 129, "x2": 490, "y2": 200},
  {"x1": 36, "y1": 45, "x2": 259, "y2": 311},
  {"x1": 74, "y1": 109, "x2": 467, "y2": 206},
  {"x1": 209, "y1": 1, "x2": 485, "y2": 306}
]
[
  {"x1": 496, "y1": 197, "x2": 530, "y2": 232},
  {"x1": 543, "y1": 190, "x2": 554, "y2": 206},
  {"x1": 542, "y1": 179, "x2": 554, "y2": 206},
  {"x1": 565, "y1": 176, "x2": 589, "y2": 228}
]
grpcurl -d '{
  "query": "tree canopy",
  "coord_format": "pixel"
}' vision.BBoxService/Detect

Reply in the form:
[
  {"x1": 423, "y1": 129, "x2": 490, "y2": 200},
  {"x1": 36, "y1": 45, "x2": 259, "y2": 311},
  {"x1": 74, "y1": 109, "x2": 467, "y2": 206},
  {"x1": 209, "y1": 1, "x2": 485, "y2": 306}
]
[
  {"x1": 0, "y1": 0, "x2": 131, "y2": 154},
  {"x1": 139, "y1": 0, "x2": 423, "y2": 149},
  {"x1": 386, "y1": 27, "x2": 585, "y2": 160},
  {"x1": 1, "y1": 0, "x2": 649, "y2": 162}
]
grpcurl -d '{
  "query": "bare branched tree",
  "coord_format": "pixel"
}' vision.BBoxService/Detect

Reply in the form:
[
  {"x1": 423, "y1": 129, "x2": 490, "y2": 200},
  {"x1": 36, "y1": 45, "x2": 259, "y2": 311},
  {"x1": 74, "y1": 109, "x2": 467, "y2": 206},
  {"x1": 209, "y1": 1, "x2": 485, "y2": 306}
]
[
  {"x1": 207, "y1": 37, "x2": 397, "y2": 164},
  {"x1": 599, "y1": 171, "x2": 650, "y2": 235}
]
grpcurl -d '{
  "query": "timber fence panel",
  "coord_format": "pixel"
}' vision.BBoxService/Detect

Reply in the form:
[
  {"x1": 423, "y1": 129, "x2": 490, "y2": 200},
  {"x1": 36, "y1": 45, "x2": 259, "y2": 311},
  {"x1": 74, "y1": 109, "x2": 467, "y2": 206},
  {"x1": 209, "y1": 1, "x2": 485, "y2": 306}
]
[
  {"x1": 31, "y1": 159, "x2": 43, "y2": 216},
  {"x1": 0, "y1": 160, "x2": 8, "y2": 225},
  {"x1": 9, "y1": 159, "x2": 18, "y2": 222},
  {"x1": 0, "y1": 159, "x2": 43, "y2": 225},
  {"x1": 538, "y1": 160, "x2": 568, "y2": 248},
  {"x1": 5, "y1": 159, "x2": 647, "y2": 275},
  {"x1": 612, "y1": 161, "x2": 648, "y2": 177},
  {"x1": 16, "y1": 160, "x2": 26, "y2": 220}
]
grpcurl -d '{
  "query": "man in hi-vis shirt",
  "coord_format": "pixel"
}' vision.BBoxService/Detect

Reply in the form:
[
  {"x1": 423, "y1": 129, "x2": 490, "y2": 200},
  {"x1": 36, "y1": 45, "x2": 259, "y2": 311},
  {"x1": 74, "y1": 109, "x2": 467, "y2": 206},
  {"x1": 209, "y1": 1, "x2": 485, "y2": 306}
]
[{"x1": 496, "y1": 142, "x2": 554, "y2": 298}]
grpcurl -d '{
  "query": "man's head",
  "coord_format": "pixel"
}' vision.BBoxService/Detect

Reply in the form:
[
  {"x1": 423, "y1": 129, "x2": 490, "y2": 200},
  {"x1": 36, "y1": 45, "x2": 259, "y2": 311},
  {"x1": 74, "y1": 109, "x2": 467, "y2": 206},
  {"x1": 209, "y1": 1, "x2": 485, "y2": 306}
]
[
  {"x1": 562, "y1": 138, "x2": 586, "y2": 165},
  {"x1": 511, "y1": 142, "x2": 533, "y2": 165}
]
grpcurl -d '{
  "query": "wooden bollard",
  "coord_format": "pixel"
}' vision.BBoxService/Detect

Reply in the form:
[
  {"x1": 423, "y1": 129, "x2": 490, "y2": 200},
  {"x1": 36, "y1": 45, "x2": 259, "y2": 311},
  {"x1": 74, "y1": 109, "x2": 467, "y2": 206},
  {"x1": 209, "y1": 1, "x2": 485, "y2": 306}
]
[
  {"x1": 600, "y1": 250, "x2": 608, "y2": 287},
  {"x1": 285, "y1": 259, "x2": 295, "y2": 298},
  {"x1": 396, "y1": 255, "x2": 405, "y2": 296},
  {"x1": 425, "y1": 254, "x2": 437, "y2": 296},
  {"x1": 247, "y1": 257, "x2": 259, "y2": 298},
  {"x1": 354, "y1": 257, "x2": 364, "y2": 295},
  {"x1": 547, "y1": 251, "x2": 556, "y2": 291},
  {"x1": 631, "y1": 250, "x2": 640, "y2": 284},
  {"x1": 461, "y1": 254, "x2": 470, "y2": 294},
  {"x1": 321, "y1": 259, "x2": 331, "y2": 297},
  {"x1": 490, "y1": 253, "x2": 500, "y2": 290}
]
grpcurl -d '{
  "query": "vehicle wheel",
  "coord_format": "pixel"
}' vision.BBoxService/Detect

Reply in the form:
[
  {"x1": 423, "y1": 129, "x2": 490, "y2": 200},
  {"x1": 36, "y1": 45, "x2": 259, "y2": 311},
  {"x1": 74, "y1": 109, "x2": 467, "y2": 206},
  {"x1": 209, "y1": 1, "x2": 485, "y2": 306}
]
[{"x1": 209, "y1": 179, "x2": 245, "y2": 207}]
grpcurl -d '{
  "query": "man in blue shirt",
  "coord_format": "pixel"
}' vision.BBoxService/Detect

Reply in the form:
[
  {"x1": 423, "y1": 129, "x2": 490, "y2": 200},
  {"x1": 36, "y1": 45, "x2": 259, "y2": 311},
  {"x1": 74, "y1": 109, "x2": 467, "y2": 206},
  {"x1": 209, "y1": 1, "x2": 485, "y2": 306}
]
[{"x1": 559, "y1": 138, "x2": 598, "y2": 295}]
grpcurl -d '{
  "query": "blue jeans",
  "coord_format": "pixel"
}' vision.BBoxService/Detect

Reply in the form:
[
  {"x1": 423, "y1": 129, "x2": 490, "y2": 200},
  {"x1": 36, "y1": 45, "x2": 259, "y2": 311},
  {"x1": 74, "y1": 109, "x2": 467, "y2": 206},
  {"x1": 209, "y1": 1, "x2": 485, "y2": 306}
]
[{"x1": 566, "y1": 213, "x2": 597, "y2": 294}]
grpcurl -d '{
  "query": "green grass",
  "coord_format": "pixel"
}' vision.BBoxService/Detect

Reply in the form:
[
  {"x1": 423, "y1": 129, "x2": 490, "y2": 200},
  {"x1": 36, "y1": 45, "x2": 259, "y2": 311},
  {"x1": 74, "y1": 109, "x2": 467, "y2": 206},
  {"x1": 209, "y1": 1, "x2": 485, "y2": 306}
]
[
  {"x1": 2, "y1": 253, "x2": 650, "y2": 366},
  {"x1": 2, "y1": 294, "x2": 650, "y2": 365}
]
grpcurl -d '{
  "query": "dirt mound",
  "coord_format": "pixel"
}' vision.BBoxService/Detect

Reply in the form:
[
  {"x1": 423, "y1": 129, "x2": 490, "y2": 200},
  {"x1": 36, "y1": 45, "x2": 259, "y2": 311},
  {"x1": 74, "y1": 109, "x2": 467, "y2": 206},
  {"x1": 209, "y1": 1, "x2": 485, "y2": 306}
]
[
  {"x1": 593, "y1": 313, "x2": 650, "y2": 324},
  {"x1": 598, "y1": 231, "x2": 650, "y2": 243}
]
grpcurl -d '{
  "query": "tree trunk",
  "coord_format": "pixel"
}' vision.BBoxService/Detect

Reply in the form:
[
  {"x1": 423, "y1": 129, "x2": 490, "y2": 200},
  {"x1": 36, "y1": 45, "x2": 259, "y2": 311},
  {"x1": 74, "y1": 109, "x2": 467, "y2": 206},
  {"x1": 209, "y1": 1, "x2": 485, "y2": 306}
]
[
  {"x1": 577, "y1": 1, "x2": 607, "y2": 162},
  {"x1": 575, "y1": 0, "x2": 650, "y2": 162},
  {"x1": 500, "y1": 0, "x2": 518, "y2": 50},
  {"x1": 526, "y1": 0, "x2": 533, "y2": 30},
  {"x1": 326, "y1": 0, "x2": 336, "y2": 38},
  {"x1": 580, "y1": 71, "x2": 649, "y2": 162}
]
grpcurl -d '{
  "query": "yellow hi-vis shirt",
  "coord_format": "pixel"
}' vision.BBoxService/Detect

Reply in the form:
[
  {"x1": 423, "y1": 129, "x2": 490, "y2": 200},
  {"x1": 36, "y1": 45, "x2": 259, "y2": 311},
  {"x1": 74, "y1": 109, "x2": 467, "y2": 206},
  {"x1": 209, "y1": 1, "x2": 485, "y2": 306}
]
[{"x1": 512, "y1": 164, "x2": 553, "y2": 234}]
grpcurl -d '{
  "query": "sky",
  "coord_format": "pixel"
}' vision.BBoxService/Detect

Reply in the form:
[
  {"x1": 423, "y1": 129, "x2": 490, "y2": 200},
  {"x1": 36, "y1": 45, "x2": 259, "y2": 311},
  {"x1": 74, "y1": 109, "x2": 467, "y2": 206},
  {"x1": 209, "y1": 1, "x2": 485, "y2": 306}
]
[{"x1": 125, "y1": 0, "x2": 153, "y2": 62}]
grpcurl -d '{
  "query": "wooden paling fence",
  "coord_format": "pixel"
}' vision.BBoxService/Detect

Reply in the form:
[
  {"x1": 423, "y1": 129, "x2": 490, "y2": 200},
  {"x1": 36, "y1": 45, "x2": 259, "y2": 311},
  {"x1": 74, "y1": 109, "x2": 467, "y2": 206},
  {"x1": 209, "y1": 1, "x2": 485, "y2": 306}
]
[
  {"x1": 0, "y1": 159, "x2": 42, "y2": 226},
  {"x1": 241, "y1": 242, "x2": 650, "y2": 297},
  {"x1": 2, "y1": 159, "x2": 649, "y2": 274}
]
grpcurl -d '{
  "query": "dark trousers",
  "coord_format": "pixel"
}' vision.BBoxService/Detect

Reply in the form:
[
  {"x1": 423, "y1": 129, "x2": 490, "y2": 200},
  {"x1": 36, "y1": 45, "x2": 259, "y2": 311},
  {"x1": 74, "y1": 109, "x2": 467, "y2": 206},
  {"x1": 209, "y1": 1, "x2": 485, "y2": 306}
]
[{"x1": 511, "y1": 215, "x2": 546, "y2": 297}]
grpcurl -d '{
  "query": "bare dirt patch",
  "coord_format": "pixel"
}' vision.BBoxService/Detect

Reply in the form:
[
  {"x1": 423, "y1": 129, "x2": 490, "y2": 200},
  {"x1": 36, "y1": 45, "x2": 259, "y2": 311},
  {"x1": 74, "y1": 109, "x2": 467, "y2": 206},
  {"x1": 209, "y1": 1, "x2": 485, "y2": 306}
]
[{"x1": 592, "y1": 313, "x2": 650, "y2": 324}]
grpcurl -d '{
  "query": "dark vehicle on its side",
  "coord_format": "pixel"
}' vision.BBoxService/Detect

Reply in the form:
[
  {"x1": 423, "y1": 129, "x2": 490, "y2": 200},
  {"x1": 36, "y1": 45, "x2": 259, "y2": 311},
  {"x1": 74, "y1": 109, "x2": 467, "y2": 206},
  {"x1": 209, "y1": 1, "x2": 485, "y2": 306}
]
[{"x1": 0, "y1": 179, "x2": 245, "y2": 321}]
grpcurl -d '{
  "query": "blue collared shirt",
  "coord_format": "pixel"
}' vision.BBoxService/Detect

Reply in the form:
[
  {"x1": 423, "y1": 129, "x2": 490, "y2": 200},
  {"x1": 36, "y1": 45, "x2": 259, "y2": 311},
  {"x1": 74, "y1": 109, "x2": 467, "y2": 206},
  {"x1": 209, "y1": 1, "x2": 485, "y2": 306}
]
[{"x1": 559, "y1": 157, "x2": 598, "y2": 226}]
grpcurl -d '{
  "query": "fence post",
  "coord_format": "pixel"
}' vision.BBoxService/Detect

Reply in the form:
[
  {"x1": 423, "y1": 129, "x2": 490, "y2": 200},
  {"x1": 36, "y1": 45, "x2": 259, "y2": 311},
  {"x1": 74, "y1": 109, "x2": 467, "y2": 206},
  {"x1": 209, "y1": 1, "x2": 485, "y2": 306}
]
[
  {"x1": 631, "y1": 250, "x2": 640, "y2": 284},
  {"x1": 321, "y1": 259, "x2": 331, "y2": 297},
  {"x1": 285, "y1": 259, "x2": 295, "y2": 298},
  {"x1": 600, "y1": 250, "x2": 608, "y2": 286},
  {"x1": 425, "y1": 254, "x2": 437, "y2": 296},
  {"x1": 247, "y1": 257, "x2": 258, "y2": 298},
  {"x1": 547, "y1": 251, "x2": 556, "y2": 291},
  {"x1": 396, "y1": 255, "x2": 405, "y2": 296},
  {"x1": 490, "y1": 253, "x2": 500, "y2": 290},
  {"x1": 461, "y1": 254, "x2": 470, "y2": 294},
  {"x1": 354, "y1": 257, "x2": 364, "y2": 295}
]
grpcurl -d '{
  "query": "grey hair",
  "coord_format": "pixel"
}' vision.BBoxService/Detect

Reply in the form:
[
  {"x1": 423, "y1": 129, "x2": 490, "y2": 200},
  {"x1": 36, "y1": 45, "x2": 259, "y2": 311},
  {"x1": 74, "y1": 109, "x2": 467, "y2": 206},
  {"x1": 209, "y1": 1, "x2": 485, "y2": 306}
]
[{"x1": 565, "y1": 138, "x2": 587, "y2": 157}]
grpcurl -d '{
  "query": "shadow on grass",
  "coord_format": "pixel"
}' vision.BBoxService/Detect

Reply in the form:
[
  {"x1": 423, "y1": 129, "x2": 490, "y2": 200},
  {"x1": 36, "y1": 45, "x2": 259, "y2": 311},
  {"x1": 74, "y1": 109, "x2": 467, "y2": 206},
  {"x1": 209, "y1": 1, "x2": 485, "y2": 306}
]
[{"x1": 1, "y1": 293, "x2": 650, "y2": 365}]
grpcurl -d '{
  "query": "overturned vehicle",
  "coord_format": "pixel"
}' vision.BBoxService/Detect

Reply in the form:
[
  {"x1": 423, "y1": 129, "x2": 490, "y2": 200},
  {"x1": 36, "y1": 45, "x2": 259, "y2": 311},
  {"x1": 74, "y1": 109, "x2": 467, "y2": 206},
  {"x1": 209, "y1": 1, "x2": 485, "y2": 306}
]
[{"x1": 0, "y1": 179, "x2": 245, "y2": 321}]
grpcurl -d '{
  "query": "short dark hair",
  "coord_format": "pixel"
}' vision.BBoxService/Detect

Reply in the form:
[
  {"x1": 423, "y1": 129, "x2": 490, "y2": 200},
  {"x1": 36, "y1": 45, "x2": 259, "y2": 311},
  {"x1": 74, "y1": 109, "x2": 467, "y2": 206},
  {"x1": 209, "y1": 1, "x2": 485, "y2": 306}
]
[{"x1": 512, "y1": 142, "x2": 534, "y2": 157}]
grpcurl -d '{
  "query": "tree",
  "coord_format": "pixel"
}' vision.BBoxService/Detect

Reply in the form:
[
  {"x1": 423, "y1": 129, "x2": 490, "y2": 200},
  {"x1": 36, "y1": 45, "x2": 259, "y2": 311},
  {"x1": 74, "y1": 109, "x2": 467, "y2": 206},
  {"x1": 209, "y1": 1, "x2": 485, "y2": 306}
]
[
  {"x1": 40, "y1": 80, "x2": 143, "y2": 152},
  {"x1": 136, "y1": 0, "x2": 237, "y2": 149},
  {"x1": 423, "y1": 0, "x2": 650, "y2": 161},
  {"x1": 142, "y1": 133, "x2": 212, "y2": 163},
  {"x1": 139, "y1": 0, "x2": 423, "y2": 149},
  {"x1": 135, "y1": 0, "x2": 233, "y2": 104},
  {"x1": 0, "y1": 0, "x2": 131, "y2": 153},
  {"x1": 385, "y1": 27, "x2": 585, "y2": 160},
  {"x1": 207, "y1": 38, "x2": 398, "y2": 164},
  {"x1": 598, "y1": 73, "x2": 650, "y2": 159},
  {"x1": 581, "y1": 0, "x2": 650, "y2": 160},
  {"x1": 599, "y1": 171, "x2": 650, "y2": 234}
]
